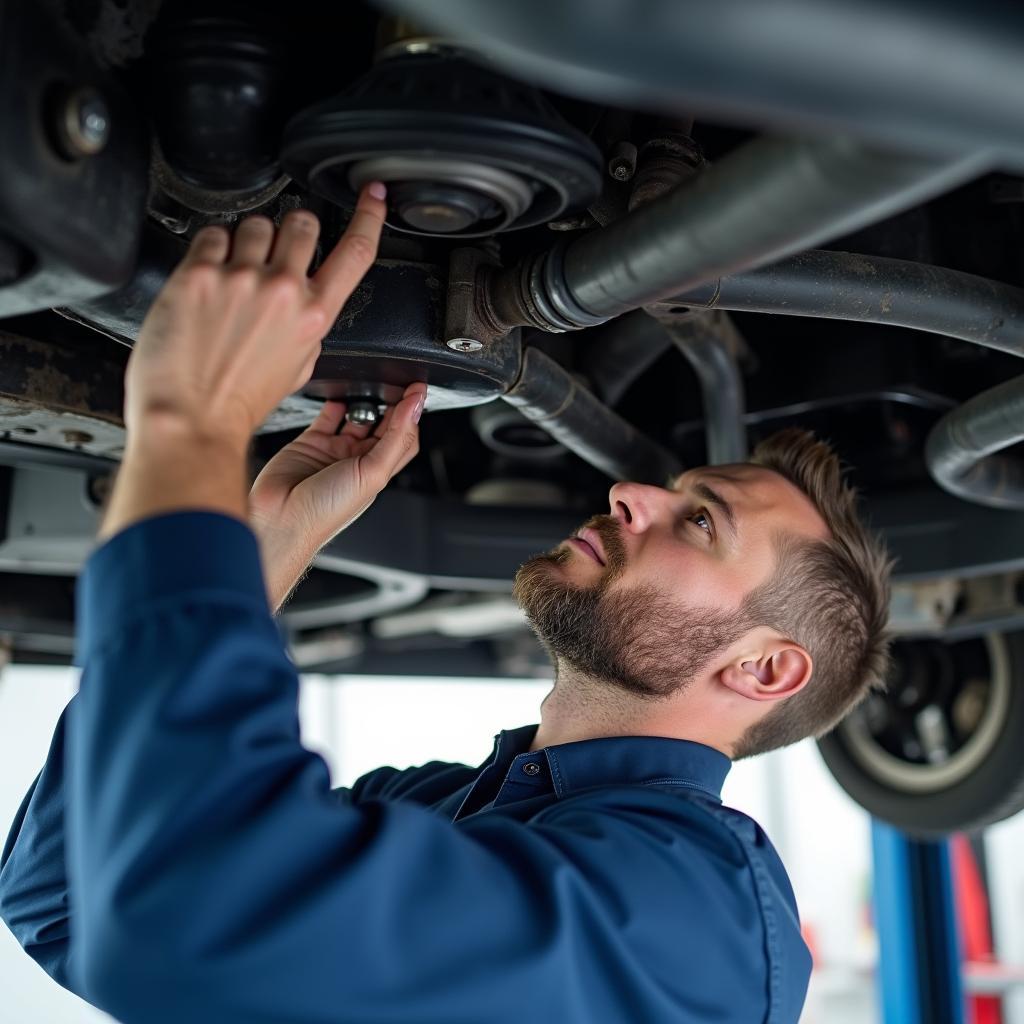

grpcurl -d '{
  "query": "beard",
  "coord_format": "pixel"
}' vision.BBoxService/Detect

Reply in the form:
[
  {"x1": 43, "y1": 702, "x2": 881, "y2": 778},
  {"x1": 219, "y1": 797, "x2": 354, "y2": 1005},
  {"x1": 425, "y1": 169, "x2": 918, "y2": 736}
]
[{"x1": 512, "y1": 514, "x2": 750, "y2": 699}]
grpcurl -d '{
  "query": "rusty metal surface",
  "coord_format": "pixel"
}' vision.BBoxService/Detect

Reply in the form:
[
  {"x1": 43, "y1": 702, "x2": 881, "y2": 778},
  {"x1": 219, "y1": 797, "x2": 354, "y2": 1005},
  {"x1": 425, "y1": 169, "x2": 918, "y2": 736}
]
[
  {"x1": 0, "y1": 324, "x2": 327, "y2": 462},
  {"x1": 444, "y1": 246, "x2": 508, "y2": 347},
  {"x1": 0, "y1": 328, "x2": 126, "y2": 459},
  {"x1": 628, "y1": 130, "x2": 703, "y2": 211}
]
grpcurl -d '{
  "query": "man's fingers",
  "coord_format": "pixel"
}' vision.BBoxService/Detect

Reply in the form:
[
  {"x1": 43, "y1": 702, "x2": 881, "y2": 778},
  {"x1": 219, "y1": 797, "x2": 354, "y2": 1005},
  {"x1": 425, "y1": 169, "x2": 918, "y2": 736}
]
[
  {"x1": 358, "y1": 385, "x2": 425, "y2": 485},
  {"x1": 387, "y1": 425, "x2": 422, "y2": 479},
  {"x1": 269, "y1": 210, "x2": 321, "y2": 277},
  {"x1": 368, "y1": 399, "x2": 401, "y2": 440},
  {"x1": 229, "y1": 215, "x2": 275, "y2": 266},
  {"x1": 181, "y1": 225, "x2": 230, "y2": 267},
  {"x1": 359, "y1": 384, "x2": 420, "y2": 443},
  {"x1": 311, "y1": 184, "x2": 387, "y2": 314},
  {"x1": 303, "y1": 399, "x2": 346, "y2": 436}
]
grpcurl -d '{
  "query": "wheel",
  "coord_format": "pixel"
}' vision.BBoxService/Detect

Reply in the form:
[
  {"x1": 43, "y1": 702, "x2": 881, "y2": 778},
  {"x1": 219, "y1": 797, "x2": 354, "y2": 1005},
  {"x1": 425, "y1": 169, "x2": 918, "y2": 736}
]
[{"x1": 816, "y1": 630, "x2": 1024, "y2": 836}]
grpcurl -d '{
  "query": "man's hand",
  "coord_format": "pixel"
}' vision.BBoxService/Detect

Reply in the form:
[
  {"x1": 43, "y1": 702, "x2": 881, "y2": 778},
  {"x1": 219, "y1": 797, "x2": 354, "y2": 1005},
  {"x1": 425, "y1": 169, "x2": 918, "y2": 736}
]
[
  {"x1": 123, "y1": 184, "x2": 389, "y2": 448},
  {"x1": 100, "y1": 183, "x2": 399, "y2": 542},
  {"x1": 250, "y1": 385, "x2": 426, "y2": 611}
]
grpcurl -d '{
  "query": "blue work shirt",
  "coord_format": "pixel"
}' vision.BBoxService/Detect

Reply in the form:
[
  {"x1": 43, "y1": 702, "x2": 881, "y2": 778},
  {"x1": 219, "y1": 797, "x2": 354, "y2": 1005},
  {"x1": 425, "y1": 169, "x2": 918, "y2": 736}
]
[{"x1": 0, "y1": 512, "x2": 812, "y2": 1023}]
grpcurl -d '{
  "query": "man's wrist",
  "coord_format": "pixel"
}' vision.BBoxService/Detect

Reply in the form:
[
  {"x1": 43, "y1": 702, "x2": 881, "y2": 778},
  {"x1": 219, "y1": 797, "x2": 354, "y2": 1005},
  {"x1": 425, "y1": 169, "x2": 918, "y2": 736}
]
[
  {"x1": 253, "y1": 521, "x2": 320, "y2": 613},
  {"x1": 100, "y1": 428, "x2": 250, "y2": 541},
  {"x1": 127, "y1": 412, "x2": 251, "y2": 460}
]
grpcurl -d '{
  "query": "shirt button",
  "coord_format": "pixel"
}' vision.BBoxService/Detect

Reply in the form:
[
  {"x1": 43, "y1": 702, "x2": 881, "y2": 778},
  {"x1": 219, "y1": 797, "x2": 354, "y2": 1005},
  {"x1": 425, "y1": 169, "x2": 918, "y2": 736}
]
[{"x1": 522, "y1": 762, "x2": 542, "y2": 776}]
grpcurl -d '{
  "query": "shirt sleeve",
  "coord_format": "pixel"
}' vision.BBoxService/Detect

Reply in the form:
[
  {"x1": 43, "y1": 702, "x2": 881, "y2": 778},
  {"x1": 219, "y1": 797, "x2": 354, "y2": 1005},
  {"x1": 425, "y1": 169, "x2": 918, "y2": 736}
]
[
  {"x1": 0, "y1": 683, "x2": 409, "y2": 996},
  {"x1": 0, "y1": 704, "x2": 76, "y2": 992},
  {"x1": 68, "y1": 511, "x2": 773, "y2": 1024}
]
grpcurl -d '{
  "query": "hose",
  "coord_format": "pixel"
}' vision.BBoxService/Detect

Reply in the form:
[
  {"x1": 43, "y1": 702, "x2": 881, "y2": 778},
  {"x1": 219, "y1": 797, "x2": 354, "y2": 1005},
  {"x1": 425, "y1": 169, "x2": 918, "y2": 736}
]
[
  {"x1": 666, "y1": 249, "x2": 1024, "y2": 358},
  {"x1": 924, "y1": 376, "x2": 1024, "y2": 508},
  {"x1": 662, "y1": 313, "x2": 748, "y2": 465},
  {"x1": 487, "y1": 136, "x2": 990, "y2": 331},
  {"x1": 502, "y1": 347, "x2": 682, "y2": 484},
  {"x1": 665, "y1": 249, "x2": 1024, "y2": 506}
]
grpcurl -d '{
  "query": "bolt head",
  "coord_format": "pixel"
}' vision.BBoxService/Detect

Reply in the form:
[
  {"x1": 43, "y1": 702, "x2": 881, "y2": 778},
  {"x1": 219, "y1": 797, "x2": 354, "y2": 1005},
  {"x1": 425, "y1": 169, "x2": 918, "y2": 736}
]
[
  {"x1": 345, "y1": 401, "x2": 380, "y2": 426},
  {"x1": 61, "y1": 429, "x2": 94, "y2": 446},
  {"x1": 447, "y1": 337, "x2": 484, "y2": 353},
  {"x1": 154, "y1": 213, "x2": 191, "y2": 235},
  {"x1": 61, "y1": 88, "x2": 110, "y2": 157},
  {"x1": 87, "y1": 473, "x2": 114, "y2": 507},
  {"x1": 606, "y1": 141, "x2": 638, "y2": 182}
]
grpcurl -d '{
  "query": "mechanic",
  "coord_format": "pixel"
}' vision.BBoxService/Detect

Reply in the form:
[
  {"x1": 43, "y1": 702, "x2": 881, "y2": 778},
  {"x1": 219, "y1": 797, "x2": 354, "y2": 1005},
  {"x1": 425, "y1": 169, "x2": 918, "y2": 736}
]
[{"x1": 0, "y1": 184, "x2": 892, "y2": 1024}]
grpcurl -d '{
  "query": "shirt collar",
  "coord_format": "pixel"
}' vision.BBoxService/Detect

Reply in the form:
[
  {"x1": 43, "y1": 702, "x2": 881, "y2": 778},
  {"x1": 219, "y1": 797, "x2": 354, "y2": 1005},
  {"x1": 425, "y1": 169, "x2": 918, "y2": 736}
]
[{"x1": 487, "y1": 724, "x2": 731, "y2": 803}]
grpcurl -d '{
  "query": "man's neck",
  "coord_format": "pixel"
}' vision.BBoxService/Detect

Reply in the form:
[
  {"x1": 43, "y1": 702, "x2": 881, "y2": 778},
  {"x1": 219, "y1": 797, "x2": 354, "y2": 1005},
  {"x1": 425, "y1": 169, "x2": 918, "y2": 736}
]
[
  {"x1": 527, "y1": 663, "x2": 734, "y2": 756},
  {"x1": 529, "y1": 666, "x2": 675, "y2": 751}
]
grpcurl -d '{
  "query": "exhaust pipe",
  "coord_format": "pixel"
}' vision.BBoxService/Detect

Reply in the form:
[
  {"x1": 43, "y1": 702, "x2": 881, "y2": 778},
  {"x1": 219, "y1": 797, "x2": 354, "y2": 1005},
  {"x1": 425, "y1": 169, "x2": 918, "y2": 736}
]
[
  {"x1": 483, "y1": 135, "x2": 990, "y2": 333},
  {"x1": 662, "y1": 312, "x2": 748, "y2": 465},
  {"x1": 665, "y1": 248, "x2": 1024, "y2": 508},
  {"x1": 664, "y1": 249, "x2": 1024, "y2": 359},
  {"x1": 502, "y1": 347, "x2": 682, "y2": 484},
  {"x1": 925, "y1": 375, "x2": 1024, "y2": 509}
]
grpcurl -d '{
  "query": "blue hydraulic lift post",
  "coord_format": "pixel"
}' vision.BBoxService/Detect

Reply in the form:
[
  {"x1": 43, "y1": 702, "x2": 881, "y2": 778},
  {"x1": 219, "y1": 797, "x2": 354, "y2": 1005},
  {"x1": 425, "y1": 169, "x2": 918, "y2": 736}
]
[{"x1": 871, "y1": 821, "x2": 966, "y2": 1024}]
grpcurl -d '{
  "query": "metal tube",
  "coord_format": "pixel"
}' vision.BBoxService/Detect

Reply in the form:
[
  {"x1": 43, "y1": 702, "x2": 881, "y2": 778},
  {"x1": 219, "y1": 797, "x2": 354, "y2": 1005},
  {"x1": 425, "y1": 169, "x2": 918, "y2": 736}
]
[
  {"x1": 378, "y1": 0, "x2": 1024, "y2": 167},
  {"x1": 925, "y1": 375, "x2": 1024, "y2": 508},
  {"x1": 502, "y1": 347, "x2": 682, "y2": 484},
  {"x1": 662, "y1": 248, "x2": 1024, "y2": 506},
  {"x1": 666, "y1": 249, "x2": 1024, "y2": 358},
  {"x1": 663, "y1": 313, "x2": 748, "y2": 465},
  {"x1": 490, "y1": 136, "x2": 988, "y2": 331},
  {"x1": 580, "y1": 309, "x2": 672, "y2": 407},
  {"x1": 665, "y1": 248, "x2": 1024, "y2": 508}
]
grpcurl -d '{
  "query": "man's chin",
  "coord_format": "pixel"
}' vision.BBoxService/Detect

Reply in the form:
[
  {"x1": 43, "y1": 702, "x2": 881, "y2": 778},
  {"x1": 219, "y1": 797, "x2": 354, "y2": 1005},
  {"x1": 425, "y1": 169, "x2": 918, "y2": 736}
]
[{"x1": 514, "y1": 552, "x2": 574, "y2": 612}]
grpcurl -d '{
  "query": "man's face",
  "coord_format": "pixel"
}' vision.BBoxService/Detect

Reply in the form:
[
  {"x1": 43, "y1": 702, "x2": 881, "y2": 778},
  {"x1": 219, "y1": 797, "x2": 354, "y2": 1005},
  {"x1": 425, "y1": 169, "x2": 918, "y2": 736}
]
[{"x1": 512, "y1": 464, "x2": 829, "y2": 698}]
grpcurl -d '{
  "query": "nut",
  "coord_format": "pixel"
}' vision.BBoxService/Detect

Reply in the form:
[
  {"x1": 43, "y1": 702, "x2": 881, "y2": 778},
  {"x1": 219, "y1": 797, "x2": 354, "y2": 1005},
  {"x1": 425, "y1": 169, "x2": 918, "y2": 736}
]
[
  {"x1": 345, "y1": 401, "x2": 380, "y2": 426},
  {"x1": 59, "y1": 88, "x2": 111, "y2": 158}
]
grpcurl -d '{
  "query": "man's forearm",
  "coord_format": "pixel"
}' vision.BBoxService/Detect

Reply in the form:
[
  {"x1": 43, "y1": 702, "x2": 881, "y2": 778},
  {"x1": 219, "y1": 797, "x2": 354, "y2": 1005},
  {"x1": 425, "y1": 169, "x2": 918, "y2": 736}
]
[
  {"x1": 100, "y1": 428, "x2": 312, "y2": 612},
  {"x1": 101, "y1": 425, "x2": 250, "y2": 542},
  {"x1": 254, "y1": 525, "x2": 318, "y2": 614}
]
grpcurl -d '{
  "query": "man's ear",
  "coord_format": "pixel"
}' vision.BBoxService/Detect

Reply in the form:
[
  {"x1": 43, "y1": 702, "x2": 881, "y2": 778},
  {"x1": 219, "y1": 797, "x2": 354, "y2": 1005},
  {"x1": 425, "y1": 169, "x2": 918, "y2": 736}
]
[{"x1": 717, "y1": 638, "x2": 812, "y2": 705}]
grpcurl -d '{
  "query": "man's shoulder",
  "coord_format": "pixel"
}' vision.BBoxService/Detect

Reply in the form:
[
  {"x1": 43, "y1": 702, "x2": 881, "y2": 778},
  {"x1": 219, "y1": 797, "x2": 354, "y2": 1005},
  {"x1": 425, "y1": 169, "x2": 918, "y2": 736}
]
[
  {"x1": 334, "y1": 757, "x2": 480, "y2": 806},
  {"x1": 540, "y1": 779, "x2": 754, "y2": 846},
  {"x1": 539, "y1": 783, "x2": 811, "y2": 1016},
  {"x1": 535, "y1": 783, "x2": 802, "y2": 916}
]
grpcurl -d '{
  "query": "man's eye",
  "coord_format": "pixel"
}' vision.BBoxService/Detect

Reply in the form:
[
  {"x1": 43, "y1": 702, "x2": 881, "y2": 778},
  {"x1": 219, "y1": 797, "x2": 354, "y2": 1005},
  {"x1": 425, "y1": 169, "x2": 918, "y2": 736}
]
[{"x1": 689, "y1": 510, "x2": 713, "y2": 537}]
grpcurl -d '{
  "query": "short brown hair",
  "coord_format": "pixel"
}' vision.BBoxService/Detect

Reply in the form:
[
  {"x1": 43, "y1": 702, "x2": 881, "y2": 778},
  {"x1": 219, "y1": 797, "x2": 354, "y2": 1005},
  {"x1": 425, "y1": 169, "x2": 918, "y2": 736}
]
[{"x1": 730, "y1": 428, "x2": 893, "y2": 759}]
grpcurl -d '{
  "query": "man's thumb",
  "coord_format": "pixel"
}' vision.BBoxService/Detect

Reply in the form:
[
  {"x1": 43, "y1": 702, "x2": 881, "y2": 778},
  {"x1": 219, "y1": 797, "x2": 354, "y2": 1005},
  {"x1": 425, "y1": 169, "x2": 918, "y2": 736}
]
[{"x1": 358, "y1": 389, "x2": 424, "y2": 487}]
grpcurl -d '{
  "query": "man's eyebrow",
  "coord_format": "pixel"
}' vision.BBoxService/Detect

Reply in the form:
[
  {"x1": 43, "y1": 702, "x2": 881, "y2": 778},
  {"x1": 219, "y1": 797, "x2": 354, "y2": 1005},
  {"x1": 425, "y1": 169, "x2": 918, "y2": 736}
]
[{"x1": 692, "y1": 480, "x2": 739, "y2": 540}]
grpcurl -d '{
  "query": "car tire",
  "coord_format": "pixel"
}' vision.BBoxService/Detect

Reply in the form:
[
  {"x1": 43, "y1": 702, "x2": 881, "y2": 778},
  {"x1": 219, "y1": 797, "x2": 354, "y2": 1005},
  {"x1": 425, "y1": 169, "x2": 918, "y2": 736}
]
[{"x1": 816, "y1": 630, "x2": 1024, "y2": 837}]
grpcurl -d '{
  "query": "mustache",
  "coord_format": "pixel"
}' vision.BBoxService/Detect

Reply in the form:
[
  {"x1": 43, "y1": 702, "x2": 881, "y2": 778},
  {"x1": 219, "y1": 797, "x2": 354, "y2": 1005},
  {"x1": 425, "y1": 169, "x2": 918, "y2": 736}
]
[{"x1": 577, "y1": 513, "x2": 627, "y2": 574}]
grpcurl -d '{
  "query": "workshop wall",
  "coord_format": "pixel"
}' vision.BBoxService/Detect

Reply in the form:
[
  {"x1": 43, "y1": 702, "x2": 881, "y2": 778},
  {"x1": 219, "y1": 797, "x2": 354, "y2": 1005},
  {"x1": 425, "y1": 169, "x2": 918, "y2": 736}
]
[{"x1": 987, "y1": 812, "x2": 1024, "y2": 1021}]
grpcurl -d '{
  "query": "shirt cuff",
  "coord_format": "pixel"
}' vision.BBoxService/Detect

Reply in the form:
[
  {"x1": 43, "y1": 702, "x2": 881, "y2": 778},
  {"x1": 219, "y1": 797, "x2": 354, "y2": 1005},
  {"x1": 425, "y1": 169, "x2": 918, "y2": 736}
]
[{"x1": 75, "y1": 511, "x2": 269, "y2": 661}]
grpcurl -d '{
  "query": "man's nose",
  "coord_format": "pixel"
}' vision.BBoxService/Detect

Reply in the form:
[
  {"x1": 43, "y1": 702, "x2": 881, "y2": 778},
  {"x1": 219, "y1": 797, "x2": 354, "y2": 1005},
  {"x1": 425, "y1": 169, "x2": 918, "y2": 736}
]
[{"x1": 608, "y1": 481, "x2": 670, "y2": 534}]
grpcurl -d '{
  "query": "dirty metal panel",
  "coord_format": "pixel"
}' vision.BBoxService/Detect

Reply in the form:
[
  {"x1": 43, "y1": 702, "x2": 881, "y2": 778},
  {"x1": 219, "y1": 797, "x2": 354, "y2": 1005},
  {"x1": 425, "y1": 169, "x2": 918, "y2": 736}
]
[
  {"x1": 0, "y1": 324, "x2": 326, "y2": 462},
  {"x1": 0, "y1": 328, "x2": 126, "y2": 459}
]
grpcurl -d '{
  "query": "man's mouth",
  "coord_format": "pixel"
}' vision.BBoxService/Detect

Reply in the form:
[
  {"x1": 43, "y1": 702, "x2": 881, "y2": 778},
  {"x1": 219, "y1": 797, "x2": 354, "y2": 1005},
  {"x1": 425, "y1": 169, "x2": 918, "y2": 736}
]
[{"x1": 571, "y1": 530, "x2": 606, "y2": 566}]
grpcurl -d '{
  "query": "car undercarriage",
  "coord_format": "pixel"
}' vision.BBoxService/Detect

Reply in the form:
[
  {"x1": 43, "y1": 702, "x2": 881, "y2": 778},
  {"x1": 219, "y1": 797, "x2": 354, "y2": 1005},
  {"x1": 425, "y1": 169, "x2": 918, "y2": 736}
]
[{"x1": 3, "y1": 0, "x2": 1024, "y2": 835}]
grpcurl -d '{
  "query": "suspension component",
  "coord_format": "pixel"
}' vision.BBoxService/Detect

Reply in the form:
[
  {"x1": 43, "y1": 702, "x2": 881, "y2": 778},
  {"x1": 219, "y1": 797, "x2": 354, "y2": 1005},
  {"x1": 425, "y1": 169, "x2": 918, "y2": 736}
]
[{"x1": 283, "y1": 36, "x2": 602, "y2": 239}]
